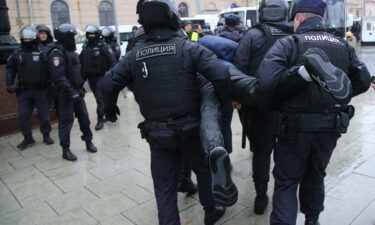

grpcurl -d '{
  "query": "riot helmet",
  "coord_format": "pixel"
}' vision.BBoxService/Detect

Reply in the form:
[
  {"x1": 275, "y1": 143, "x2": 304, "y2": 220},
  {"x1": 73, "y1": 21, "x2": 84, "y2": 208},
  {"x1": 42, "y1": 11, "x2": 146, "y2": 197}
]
[
  {"x1": 85, "y1": 24, "x2": 101, "y2": 45},
  {"x1": 259, "y1": 0, "x2": 289, "y2": 22},
  {"x1": 139, "y1": 0, "x2": 180, "y2": 32},
  {"x1": 54, "y1": 23, "x2": 77, "y2": 51},
  {"x1": 36, "y1": 24, "x2": 53, "y2": 44},
  {"x1": 20, "y1": 25, "x2": 39, "y2": 51},
  {"x1": 101, "y1": 26, "x2": 115, "y2": 43}
]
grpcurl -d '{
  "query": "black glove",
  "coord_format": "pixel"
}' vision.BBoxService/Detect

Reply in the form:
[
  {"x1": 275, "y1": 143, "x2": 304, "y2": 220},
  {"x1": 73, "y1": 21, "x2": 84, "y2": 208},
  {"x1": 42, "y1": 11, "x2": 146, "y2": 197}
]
[
  {"x1": 6, "y1": 85, "x2": 16, "y2": 94},
  {"x1": 105, "y1": 105, "x2": 120, "y2": 122}
]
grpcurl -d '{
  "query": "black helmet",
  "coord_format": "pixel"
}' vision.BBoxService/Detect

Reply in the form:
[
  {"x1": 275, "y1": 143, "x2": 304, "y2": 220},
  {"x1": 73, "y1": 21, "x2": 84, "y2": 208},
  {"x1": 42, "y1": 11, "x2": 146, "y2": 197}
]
[
  {"x1": 85, "y1": 24, "x2": 101, "y2": 45},
  {"x1": 259, "y1": 0, "x2": 289, "y2": 22},
  {"x1": 54, "y1": 24, "x2": 77, "y2": 51},
  {"x1": 139, "y1": 0, "x2": 180, "y2": 32},
  {"x1": 36, "y1": 24, "x2": 53, "y2": 43},
  {"x1": 136, "y1": 0, "x2": 146, "y2": 14},
  {"x1": 101, "y1": 26, "x2": 115, "y2": 43},
  {"x1": 20, "y1": 25, "x2": 39, "y2": 51}
]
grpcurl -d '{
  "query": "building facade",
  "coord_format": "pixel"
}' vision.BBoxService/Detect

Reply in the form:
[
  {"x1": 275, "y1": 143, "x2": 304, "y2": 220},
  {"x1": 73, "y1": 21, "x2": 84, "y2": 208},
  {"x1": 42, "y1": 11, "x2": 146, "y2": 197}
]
[{"x1": 8, "y1": 0, "x2": 255, "y2": 39}]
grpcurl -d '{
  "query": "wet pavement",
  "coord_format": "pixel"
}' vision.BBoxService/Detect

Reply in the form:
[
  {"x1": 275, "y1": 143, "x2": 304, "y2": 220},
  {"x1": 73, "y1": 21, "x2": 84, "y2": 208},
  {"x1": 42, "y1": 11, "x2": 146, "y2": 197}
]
[{"x1": 1, "y1": 45, "x2": 375, "y2": 225}]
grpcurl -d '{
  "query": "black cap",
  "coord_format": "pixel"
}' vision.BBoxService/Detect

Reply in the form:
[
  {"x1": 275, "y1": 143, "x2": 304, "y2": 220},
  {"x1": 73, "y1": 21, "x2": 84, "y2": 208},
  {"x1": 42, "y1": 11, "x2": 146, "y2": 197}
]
[
  {"x1": 225, "y1": 15, "x2": 241, "y2": 27},
  {"x1": 293, "y1": 0, "x2": 326, "y2": 19}
]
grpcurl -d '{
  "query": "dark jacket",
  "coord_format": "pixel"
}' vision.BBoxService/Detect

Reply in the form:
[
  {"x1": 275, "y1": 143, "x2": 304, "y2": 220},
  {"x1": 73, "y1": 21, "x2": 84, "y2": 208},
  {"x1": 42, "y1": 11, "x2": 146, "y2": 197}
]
[
  {"x1": 218, "y1": 27, "x2": 244, "y2": 42},
  {"x1": 256, "y1": 17, "x2": 372, "y2": 110},
  {"x1": 234, "y1": 21, "x2": 293, "y2": 76}
]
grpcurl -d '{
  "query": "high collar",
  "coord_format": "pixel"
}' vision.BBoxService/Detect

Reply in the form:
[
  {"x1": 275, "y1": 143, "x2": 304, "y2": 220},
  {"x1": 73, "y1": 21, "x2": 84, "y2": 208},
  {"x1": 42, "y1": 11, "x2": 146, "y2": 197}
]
[
  {"x1": 145, "y1": 27, "x2": 178, "y2": 41},
  {"x1": 296, "y1": 17, "x2": 326, "y2": 34}
]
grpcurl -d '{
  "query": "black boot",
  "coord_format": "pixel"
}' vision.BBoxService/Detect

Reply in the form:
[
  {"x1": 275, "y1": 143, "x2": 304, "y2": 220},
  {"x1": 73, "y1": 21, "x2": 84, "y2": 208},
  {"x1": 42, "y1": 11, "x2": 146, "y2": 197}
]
[
  {"x1": 209, "y1": 147, "x2": 238, "y2": 207},
  {"x1": 204, "y1": 206, "x2": 226, "y2": 225},
  {"x1": 62, "y1": 148, "x2": 77, "y2": 161},
  {"x1": 86, "y1": 141, "x2": 97, "y2": 153},
  {"x1": 17, "y1": 135, "x2": 35, "y2": 150},
  {"x1": 95, "y1": 120, "x2": 104, "y2": 130},
  {"x1": 254, "y1": 183, "x2": 269, "y2": 215},
  {"x1": 305, "y1": 214, "x2": 320, "y2": 225},
  {"x1": 43, "y1": 133, "x2": 54, "y2": 145},
  {"x1": 178, "y1": 178, "x2": 198, "y2": 195}
]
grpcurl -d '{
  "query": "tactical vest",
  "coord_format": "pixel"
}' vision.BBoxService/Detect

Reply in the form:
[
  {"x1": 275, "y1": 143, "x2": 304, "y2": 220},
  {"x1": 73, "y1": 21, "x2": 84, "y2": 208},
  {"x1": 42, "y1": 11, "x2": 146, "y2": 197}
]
[
  {"x1": 17, "y1": 51, "x2": 48, "y2": 87},
  {"x1": 130, "y1": 38, "x2": 200, "y2": 122},
  {"x1": 81, "y1": 43, "x2": 108, "y2": 77},
  {"x1": 64, "y1": 50, "x2": 84, "y2": 89},
  {"x1": 280, "y1": 32, "x2": 350, "y2": 113},
  {"x1": 248, "y1": 24, "x2": 291, "y2": 76}
]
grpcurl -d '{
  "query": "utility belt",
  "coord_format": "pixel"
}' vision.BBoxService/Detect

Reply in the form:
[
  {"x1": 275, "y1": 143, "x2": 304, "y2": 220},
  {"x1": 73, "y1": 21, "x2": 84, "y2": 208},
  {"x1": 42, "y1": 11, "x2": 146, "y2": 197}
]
[
  {"x1": 138, "y1": 116, "x2": 200, "y2": 149},
  {"x1": 273, "y1": 106, "x2": 354, "y2": 140}
]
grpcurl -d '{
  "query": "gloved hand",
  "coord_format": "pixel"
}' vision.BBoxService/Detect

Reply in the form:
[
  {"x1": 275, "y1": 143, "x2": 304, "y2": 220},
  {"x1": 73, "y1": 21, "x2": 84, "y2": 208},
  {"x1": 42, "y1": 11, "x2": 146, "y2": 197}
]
[
  {"x1": 298, "y1": 65, "x2": 312, "y2": 82},
  {"x1": 105, "y1": 105, "x2": 120, "y2": 122},
  {"x1": 6, "y1": 85, "x2": 16, "y2": 94}
]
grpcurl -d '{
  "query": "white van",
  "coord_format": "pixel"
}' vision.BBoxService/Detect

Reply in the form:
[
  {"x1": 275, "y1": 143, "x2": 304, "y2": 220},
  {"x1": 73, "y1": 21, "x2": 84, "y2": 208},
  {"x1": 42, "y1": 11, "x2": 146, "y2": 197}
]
[
  {"x1": 361, "y1": 17, "x2": 375, "y2": 45},
  {"x1": 218, "y1": 7, "x2": 258, "y2": 29}
]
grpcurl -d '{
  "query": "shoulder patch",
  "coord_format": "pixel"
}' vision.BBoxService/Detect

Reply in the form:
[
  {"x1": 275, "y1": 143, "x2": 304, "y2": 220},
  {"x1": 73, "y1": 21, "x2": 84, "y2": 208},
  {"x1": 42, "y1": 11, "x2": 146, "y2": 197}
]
[
  {"x1": 136, "y1": 44, "x2": 176, "y2": 61},
  {"x1": 53, "y1": 57, "x2": 60, "y2": 67}
]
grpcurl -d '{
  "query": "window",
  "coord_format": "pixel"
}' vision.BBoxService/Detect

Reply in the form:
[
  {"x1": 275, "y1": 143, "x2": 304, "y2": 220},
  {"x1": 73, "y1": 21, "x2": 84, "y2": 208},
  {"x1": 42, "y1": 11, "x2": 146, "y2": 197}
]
[
  {"x1": 178, "y1": 2, "x2": 189, "y2": 17},
  {"x1": 51, "y1": 0, "x2": 70, "y2": 29},
  {"x1": 99, "y1": 1, "x2": 114, "y2": 26}
]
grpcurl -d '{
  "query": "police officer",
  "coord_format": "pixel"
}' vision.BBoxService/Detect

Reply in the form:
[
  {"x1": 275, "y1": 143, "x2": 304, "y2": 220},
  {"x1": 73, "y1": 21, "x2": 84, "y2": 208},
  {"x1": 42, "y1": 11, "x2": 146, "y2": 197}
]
[
  {"x1": 49, "y1": 24, "x2": 97, "y2": 161},
  {"x1": 80, "y1": 24, "x2": 117, "y2": 130},
  {"x1": 234, "y1": 0, "x2": 293, "y2": 215},
  {"x1": 255, "y1": 0, "x2": 372, "y2": 224},
  {"x1": 127, "y1": 0, "x2": 199, "y2": 196},
  {"x1": 101, "y1": 0, "x2": 238, "y2": 224},
  {"x1": 37, "y1": 24, "x2": 56, "y2": 109},
  {"x1": 101, "y1": 26, "x2": 121, "y2": 60},
  {"x1": 6, "y1": 26, "x2": 54, "y2": 149},
  {"x1": 218, "y1": 15, "x2": 244, "y2": 42},
  {"x1": 36, "y1": 24, "x2": 54, "y2": 51}
]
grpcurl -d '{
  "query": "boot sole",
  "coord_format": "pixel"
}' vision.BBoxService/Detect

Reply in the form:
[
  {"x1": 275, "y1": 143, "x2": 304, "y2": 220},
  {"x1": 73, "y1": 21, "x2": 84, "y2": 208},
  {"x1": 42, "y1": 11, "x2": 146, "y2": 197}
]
[
  {"x1": 17, "y1": 142, "x2": 36, "y2": 150},
  {"x1": 209, "y1": 147, "x2": 238, "y2": 207}
]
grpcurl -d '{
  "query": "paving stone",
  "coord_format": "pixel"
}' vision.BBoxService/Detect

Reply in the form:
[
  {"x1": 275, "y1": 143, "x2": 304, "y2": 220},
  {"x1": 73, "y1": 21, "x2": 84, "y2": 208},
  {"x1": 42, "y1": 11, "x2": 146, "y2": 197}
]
[
  {"x1": 121, "y1": 185, "x2": 154, "y2": 204},
  {"x1": 8, "y1": 154, "x2": 46, "y2": 169},
  {"x1": 0, "y1": 201, "x2": 57, "y2": 225},
  {"x1": 0, "y1": 162, "x2": 14, "y2": 176},
  {"x1": 40, "y1": 208, "x2": 98, "y2": 225},
  {"x1": 83, "y1": 193, "x2": 137, "y2": 222},
  {"x1": 222, "y1": 209, "x2": 270, "y2": 225},
  {"x1": 0, "y1": 180, "x2": 22, "y2": 217},
  {"x1": 53, "y1": 171, "x2": 100, "y2": 193},
  {"x1": 100, "y1": 214, "x2": 135, "y2": 225},
  {"x1": 123, "y1": 200, "x2": 158, "y2": 225},
  {"x1": 46, "y1": 188, "x2": 98, "y2": 214},
  {"x1": 354, "y1": 154, "x2": 375, "y2": 178},
  {"x1": 351, "y1": 199, "x2": 375, "y2": 225}
]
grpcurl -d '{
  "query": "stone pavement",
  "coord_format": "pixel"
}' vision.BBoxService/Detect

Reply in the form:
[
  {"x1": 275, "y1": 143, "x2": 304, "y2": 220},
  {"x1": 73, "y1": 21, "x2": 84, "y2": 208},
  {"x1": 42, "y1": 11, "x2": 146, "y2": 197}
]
[{"x1": 1, "y1": 46, "x2": 375, "y2": 225}]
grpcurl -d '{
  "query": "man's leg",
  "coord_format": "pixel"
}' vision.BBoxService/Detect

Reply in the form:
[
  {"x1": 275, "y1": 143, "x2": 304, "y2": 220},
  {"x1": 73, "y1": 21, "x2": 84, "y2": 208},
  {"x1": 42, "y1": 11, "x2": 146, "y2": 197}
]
[
  {"x1": 34, "y1": 90, "x2": 53, "y2": 144},
  {"x1": 150, "y1": 145, "x2": 181, "y2": 225},
  {"x1": 16, "y1": 90, "x2": 35, "y2": 149},
  {"x1": 247, "y1": 110, "x2": 275, "y2": 214},
  {"x1": 299, "y1": 132, "x2": 338, "y2": 224},
  {"x1": 74, "y1": 98, "x2": 96, "y2": 152},
  {"x1": 57, "y1": 97, "x2": 77, "y2": 161},
  {"x1": 270, "y1": 133, "x2": 311, "y2": 225},
  {"x1": 88, "y1": 77, "x2": 105, "y2": 130},
  {"x1": 178, "y1": 159, "x2": 197, "y2": 195}
]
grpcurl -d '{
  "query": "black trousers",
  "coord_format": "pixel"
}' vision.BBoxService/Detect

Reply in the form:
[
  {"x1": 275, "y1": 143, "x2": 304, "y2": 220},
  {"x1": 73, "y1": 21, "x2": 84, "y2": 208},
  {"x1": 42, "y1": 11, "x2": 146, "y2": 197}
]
[
  {"x1": 241, "y1": 108, "x2": 275, "y2": 185},
  {"x1": 149, "y1": 133, "x2": 215, "y2": 225},
  {"x1": 270, "y1": 132, "x2": 339, "y2": 225},
  {"x1": 88, "y1": 76, "x2": 105, "y2": 121},
  {"x1": 17, "y1": 89, "x2": 51, "y2": 136},
  {"x1": 57, "y1": 96, "x2": 93, "y2": 149}
]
